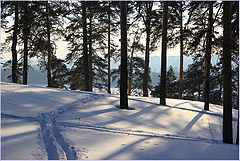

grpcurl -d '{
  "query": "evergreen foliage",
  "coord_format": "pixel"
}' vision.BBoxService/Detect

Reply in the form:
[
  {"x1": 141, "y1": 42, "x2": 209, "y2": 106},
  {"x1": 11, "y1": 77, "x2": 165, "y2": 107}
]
[{"x1": 152, "y1": 66, "x2": 178, "y2": 98}]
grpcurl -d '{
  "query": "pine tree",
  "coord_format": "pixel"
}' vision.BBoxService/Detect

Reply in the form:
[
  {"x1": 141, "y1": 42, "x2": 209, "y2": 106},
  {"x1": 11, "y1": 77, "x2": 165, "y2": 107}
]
[
  {"x1": 222, "y1": 1, "x2": 233, "y2": 144},
  {"x1": 203, "y1": 2, "x2": 213, "y2": 111},
  {"x1": 107, "y1": 2, "x2": 111, "y2": 94},
  {"x1": 65, "y1": 2, "x2": 108, "y2": 91},
  {"x1": 183, "y1": 56, "x2": 204, "y2": 100},
  {"x1": 22, "y1": 2, "x2": 31, "y2": 85},
  {"x1": 11, "y1": 1, "x2": 19, "y2": 83},
  {"x1": 51, "y1": 57, "x2": 69, "y2": 89},
  {"x1": 120, "y1": 1, "x2": 128, "y2": 109},
  {"x1": 127, "y1": 27, "x2": 145, "y2": 96},
  {"x1": 142, "y1": 2, "x2": 153, "y2": 97},
  {"x1": 135, "y1": 2, "x2": 162, "y2": 97},
  {"x1": 82, "y1": 1, "x2": 90, "y2": 91},
  {"x1": 46, "y1": 1, "x2": 52, "y2": 87},
  {"x1": 179, "y1": 2, "x2": 183, "y2": 99},
  {"x1": 237, "y1": 84, "x2": 239, "y2": 144},
  {"x1": 160, "y1": 1, "x2": 168, "y2": 105},
  {"x1": 152, "y1": 66, "x2": 178, "y2": 98}
]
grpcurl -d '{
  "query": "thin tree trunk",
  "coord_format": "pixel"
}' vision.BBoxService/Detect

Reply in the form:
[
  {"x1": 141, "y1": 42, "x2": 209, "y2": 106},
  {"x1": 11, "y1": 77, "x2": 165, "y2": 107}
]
[
  {"x1": 143, "y1": 6, "x2": 151, "y2": 97},
  {"x1": 160, "y1": 2, "x2": 168, "y2": 105},
  {"x1": 203, "y1": 2, "x2": 213, "y2": 111},
  {"x1": 46, "y1": 1, "x2": 52, "y2": 87},
  {"x1": 120, "y1": 1, "x2": 128, "y2": 109},
  {"x1": 107, "y1": 2, "x2": 111, "y2": 94},
  {"x1": 198, "y1": 81, "x2": 201, "y2": 99},
  {"x1": 23, "y1": 3, "x2": 29, "y2": 85},
  {"x1": 89, "y1": 4, "x2": 93, "y2": 92},
  {"x1": 223, "y1": 1, "x2": 233, "y2": 144},
  {"x1": 128, "y1": 34, "x2": 137, "y2": 96},
  {"x1": 12, "y1": 1, "x2": 19, "y2": 83},
  {"x1": 179, "y1": 2, "x2": 183, "y2": 99},
  {"x1": 82, "y1": 1, "x2": 90, "y2": 91},
  {"x1": 128, "y1": 52, "x2": 133, "y2": 96}
]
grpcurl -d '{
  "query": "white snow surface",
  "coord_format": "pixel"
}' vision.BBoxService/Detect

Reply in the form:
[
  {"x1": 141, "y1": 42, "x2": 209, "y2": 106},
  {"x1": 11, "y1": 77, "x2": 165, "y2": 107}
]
[{"x1": 1, "y1": 82, "x2": 239, "y2": 160}]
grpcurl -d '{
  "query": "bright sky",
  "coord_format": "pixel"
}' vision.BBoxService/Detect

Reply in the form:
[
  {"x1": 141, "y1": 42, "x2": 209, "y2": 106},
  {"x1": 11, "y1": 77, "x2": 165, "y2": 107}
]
[
  {"x1": 0, "y1": 1, "x2": 183, "y2": 61},
  {"x1": 1, "y1": 27, "x2": 180, "y2": 60}
]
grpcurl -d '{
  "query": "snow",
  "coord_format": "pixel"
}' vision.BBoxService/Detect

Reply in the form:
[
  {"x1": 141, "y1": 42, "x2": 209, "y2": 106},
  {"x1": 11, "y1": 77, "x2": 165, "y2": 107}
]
[{"x1": 1, "y1": 82, "x2": 239, "y2": 160}]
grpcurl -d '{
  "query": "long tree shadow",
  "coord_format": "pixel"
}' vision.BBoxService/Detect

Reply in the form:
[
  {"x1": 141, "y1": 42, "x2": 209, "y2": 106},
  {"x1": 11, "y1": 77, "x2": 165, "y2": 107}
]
[
  {"x1": 178, "y1": 112, "x2": 204, "y2": 135},
  {"x1": 110, "y1": 96, "x2": 238, "y2": 121}
]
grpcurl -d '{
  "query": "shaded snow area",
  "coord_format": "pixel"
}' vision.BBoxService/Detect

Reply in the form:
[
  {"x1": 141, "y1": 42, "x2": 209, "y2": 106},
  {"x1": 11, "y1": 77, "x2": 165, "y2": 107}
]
[{"x1": 1, "y1": 82, "x2": 239, "y2": 160}]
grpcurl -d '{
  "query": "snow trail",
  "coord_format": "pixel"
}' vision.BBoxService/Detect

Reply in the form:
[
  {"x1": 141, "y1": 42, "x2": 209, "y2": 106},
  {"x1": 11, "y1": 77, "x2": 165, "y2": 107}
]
[
  {"x1": 1, "y1": 113, "x2": 39, "y2": 122},
  {"x1": 38, "y1": 93, "x2": 106, "y2": 160},
  {"x1": 39, "y1": 114, "x2": 67, "y2": 160},
  {"x1": 60, "y1": 122, "x2": 224, "y2": 144}
]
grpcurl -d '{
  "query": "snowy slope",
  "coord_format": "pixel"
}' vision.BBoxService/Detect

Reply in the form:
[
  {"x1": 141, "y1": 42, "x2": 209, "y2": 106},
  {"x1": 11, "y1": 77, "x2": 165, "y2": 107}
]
[{"x1": 1, "y1": 82, "x2": 239, "y2": 160}]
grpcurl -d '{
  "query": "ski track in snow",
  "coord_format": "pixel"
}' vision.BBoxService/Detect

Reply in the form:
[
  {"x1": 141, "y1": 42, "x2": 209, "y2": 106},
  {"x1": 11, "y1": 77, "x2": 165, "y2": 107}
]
[
  {"x1": 38, "y1": 93, "x2": 106, "y2": 160},
  {"x1": 59, "y1": 121, "x2": 224, "y2": 145},
  {"x1": 2, "y1": 93, "x2": 106, "y2": 160}
]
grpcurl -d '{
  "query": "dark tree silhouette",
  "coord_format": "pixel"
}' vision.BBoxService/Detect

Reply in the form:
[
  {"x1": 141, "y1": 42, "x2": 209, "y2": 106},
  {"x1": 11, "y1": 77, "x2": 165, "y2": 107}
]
[
  {"x1": 142, "y1": 2, "x2": 153, "y2": 97},
  {"x1": 46, "y1": 1, "x2": 52, "y2": 87},
  {"x1": 120, "y1": 1, "x2": 128, "y2": 109},
  {"x1": 223, "y1": 1, "x2": 233, "y2": 144},
  {"x1": 203, "y1": 2, "x2": 213, "y2": 111},
  {"x1": 82, "y1": 1, "x2": 90, "y2": 91},
  {"x1": 23, "y1": 2, "x2": 31, "y2": 85},
  {"x1": 179, "y1": 2, "x2": 183, "y2": 99},
  {"x1": 107, "y1": 2, "x2": 111, "y2": 94},
  {"x1": 237, "y1": 85, "x2": 239, "y2": 144},
  {"x1": 12, "y1": 1, "x2": 19, "y2": 83},
  {"x1": 128, "y1": 30, "x2": 140, "y2": 96},
  {"x1": 88, "y1": 2, "x2": 93, "y2": 92},
  {"x1": 160, "y1": 2, "x2": 168, "y2": 105}
]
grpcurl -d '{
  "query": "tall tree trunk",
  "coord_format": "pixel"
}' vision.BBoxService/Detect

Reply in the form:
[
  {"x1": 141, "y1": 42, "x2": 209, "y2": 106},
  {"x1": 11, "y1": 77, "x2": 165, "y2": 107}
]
[
  {"x1": 236, "y1": 79, "x2": 239, "y2": 144},
  {"x1": 203, "y1": 2, "x2": 213, "y2": 111},
  {"x1": 107, "y1": 2, "x2": 111, "y2": 94},
  {"x1": 128, "y1": 33, "x2": 137, "y2": 96},
  {"x1": 46, "y1": 1, "x2": 52, "y2": 87},
  {"x1": 23, "y1": 3, "x2": 29, "y2": 85},
  {"x1": 12, "y1": 1, "x2": 19, "y2": 83},
  {"x1": 160, "y1": 2, "x2": 168, "y2": 105},
  {"x1": 82, "y1": 1, "x2": 90, "y2": 91},
  {"x1": 142, "y1": 5, "x2": 151, "y2": 97},
  {"x1": 120, "y1": 1, "x2": 128, "y2": 109},
  {"x1": 223, "y1": 1, "x2": 233, "y2": 144},
  {"x1": 179, "y1": 2, "x2": 183, "y2": 99},
  {"x1": 89, "y1": 4, "x2": 93, "y2": 92}
]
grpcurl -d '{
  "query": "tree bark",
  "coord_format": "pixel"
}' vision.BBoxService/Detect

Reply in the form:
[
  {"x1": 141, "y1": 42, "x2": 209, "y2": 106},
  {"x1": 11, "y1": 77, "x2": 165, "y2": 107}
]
[
  {"x1": 46, "y1": 1, "x2": 52, "y2": 87},
  {"x1": 128, "y1": 33, "x2": 137, "y2": 96},
  {"x1": 12, "y1": 1, "x2": 19, "y2": 83},
  {"x1": 203, "y1": 2, "x2": 213, "y2": 111},
  {"x1": 82, "y1": 1, "x2": 90, "y2": 91},
  {"x1": 120, "y1": 1, "x2": 128, "y2": 109},
  {"x1": 23, "y1": 3, "x2": 30, "y2": 85},
  {"x1": 107, "y1": 2, "x2": 111, "y2": 94},
  {"x1": 236, "y1": 77, "x2": 239, "y2": 144},
  {"x1": 160, "y1": 2, "x2": 168, "y2": 105},
  {"x1": 223, "y1": 1, "x2": 233, "y2": 144},
  {"x1": 142, "y1": 3, "x2": 152, "y2": 97},
  {"x1": 89, "y1": 4, "x2": 93, "y2": 92},
  {"x1": 179, "y1": 2, "x2": 183, "y2": 99}
]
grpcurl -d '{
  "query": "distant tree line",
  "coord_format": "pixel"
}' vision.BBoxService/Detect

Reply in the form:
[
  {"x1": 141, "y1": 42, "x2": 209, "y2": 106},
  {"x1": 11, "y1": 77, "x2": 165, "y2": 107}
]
[{"x1": 1, "y1": 1, "x2": 238, "y2": 144}]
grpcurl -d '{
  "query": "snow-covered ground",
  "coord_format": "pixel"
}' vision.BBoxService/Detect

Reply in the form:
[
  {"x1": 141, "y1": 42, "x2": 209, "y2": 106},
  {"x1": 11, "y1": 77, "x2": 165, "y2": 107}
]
[{"x1": 1, "y1": 82, "x2": 239, "y2": 160}]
